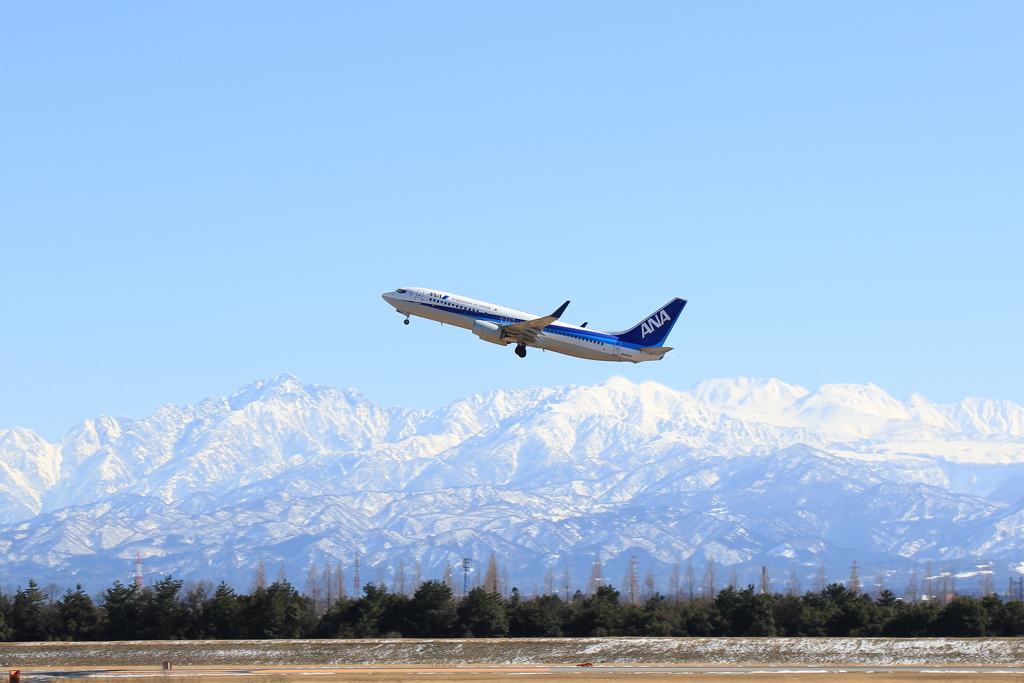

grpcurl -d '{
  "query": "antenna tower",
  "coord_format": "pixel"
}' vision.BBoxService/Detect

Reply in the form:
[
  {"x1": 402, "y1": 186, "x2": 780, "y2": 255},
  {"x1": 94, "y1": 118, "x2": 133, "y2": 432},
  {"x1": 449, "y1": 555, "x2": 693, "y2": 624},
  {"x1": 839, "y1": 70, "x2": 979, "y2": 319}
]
[
  {"x1": 133, "y1": 552, "x2": 145, "y2": 589},
  {"x1": 463, "y1": 557, "x2": 473, "y2": 596},
  {"x1": 628, "y1": 555, "x2": 639, "y2": 604}
]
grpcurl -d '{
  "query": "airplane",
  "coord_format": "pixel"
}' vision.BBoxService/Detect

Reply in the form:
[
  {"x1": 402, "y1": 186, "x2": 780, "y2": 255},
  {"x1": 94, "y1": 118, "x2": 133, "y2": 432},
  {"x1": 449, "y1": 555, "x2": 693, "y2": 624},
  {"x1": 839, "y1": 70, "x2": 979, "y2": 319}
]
[{"x1": 381, "y1": 287, "x2": 686, "y2": 363}]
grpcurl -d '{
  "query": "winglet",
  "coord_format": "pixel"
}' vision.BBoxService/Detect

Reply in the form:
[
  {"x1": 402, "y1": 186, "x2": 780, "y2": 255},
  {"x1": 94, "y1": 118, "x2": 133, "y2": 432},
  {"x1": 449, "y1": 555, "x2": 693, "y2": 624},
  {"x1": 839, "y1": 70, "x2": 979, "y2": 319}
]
[{"x1": 551, "y1": 300, "x2": 570, "y2": 319}]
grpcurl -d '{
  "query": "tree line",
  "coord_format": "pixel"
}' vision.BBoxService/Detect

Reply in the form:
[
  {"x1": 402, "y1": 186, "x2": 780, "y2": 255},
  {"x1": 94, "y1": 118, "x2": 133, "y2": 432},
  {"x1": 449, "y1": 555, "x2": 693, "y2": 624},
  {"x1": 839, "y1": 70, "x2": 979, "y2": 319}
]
[{"x1": 2, "y1": 576, "x2": 1024, "y2": 641}]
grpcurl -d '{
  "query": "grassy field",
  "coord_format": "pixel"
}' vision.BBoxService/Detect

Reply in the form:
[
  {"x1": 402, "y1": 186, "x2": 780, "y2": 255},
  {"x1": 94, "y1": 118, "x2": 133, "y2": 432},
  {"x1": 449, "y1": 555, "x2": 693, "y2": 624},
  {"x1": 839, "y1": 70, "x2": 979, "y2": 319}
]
[{"x1": 3, "y1": 637, "x2": 1024, "y2": 668}]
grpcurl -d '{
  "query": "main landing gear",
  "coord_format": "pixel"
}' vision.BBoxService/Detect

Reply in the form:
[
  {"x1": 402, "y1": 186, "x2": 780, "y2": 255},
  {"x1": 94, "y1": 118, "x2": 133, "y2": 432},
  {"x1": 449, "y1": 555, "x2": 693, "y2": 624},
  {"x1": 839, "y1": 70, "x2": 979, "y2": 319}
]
[
  {"x1": 403, "y1": 316, "x2": 410, "y2": 325},
  {"x1": 515, "y1": 343, "x2": 527, "y2": 358}
]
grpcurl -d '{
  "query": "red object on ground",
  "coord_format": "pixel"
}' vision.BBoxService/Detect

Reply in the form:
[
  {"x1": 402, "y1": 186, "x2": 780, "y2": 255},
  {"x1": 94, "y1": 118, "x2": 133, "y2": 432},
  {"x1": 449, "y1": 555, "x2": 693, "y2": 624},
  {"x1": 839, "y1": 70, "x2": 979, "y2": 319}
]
[
  {"x1": 576, "y1": 662, "x2": 594, "y2": 667},
  {"x1": 10, "y1": 671, "x2": 21, "y2": 683},
  {"x1": 162, "y1": 662, "x2": 173, "y2": 670}
]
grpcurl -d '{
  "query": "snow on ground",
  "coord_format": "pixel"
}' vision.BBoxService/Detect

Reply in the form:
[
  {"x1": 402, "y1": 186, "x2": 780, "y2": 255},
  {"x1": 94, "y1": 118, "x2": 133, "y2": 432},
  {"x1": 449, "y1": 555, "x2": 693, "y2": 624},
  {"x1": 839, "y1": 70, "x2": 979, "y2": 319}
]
[{"x1": 2, "y1": 638, "x2": 1024, "y2": 667}]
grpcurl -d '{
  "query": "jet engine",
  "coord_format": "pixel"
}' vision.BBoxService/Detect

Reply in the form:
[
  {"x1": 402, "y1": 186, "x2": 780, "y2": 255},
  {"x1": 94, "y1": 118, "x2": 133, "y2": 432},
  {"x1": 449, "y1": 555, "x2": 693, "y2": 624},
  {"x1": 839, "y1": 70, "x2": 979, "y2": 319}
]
[{"x1": 472, "y1": 319, "x2": 509, "y2": 345}]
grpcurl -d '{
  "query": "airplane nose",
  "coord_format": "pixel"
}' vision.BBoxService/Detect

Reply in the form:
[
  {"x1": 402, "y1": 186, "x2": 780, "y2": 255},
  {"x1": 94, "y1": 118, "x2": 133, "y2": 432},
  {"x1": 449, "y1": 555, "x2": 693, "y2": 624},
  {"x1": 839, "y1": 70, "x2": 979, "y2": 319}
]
[{"x1": 382, "y1": 292, "x2": 395, "y2": 303}]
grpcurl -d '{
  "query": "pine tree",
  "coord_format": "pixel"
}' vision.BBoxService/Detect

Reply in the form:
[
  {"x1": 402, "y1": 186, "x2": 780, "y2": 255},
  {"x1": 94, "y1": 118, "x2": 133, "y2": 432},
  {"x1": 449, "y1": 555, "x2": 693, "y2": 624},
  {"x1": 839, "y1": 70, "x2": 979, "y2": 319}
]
[
  {"x1": 58, "y1": 584, "x2": 98, "y2": 640},
  {"x1": 458, "y1": 587, "x2": 509, "y2": 637},
  {"x1": 12, "y1": 580, "x2": 50, "y2": 641},
  {"x1": 101, "y1": 580, "x2": 140, "y2": 640},
  {"x1": 206, "y1": 582, "x2": 240, "y2": 639},
  {"x1": 406, "y1": 580, "x2": 457, "y2": 637}
]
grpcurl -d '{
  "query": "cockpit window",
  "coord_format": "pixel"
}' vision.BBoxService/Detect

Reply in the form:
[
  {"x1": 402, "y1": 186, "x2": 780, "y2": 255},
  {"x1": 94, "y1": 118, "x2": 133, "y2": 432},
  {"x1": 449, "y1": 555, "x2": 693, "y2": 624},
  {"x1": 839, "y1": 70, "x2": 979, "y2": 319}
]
[{"x1": 396, "y1": 288, "x2": 407, "y2": 293}]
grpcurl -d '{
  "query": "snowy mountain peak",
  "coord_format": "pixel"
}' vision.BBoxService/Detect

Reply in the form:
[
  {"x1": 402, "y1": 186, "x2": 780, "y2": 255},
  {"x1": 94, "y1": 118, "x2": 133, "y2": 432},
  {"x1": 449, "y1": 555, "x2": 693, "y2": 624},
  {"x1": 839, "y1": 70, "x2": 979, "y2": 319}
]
[
  {"x1": 0, "y1": 375, "x2": 1023, "y2": 587},
  {"x1": 227, "y1": 372, "x2": 309, "y2": 410},
  {"x1": 686, "y1": 377, "x2": 809, "y2": 423}
]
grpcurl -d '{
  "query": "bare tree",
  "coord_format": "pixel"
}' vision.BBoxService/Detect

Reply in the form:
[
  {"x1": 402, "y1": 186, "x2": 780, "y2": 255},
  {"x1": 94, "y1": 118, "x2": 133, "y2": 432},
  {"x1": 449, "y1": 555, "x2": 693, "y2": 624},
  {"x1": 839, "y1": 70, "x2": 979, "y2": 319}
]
[
  {"x1": 684, "y1": 560, "x2": 697, "y2": 602},
  {"x1": 561, "y1": 564, "x2": 572, "y2": 602},
  {"x1": 700, "y1": 557, "x2": 716, "y2": 600},
  {"x1": 759, "y1": 566, "x2": 770, "y2": 594},
  {"x1": 873, "y1": 567, "x2": 886, "y2": 600},
  {"x1": 904, "y1": 569, "x2": 919, "y2": 603},
  {"x1": 729, "y1": 564, "x2": 738, "y2": 590},
  {"x1": 644, "y1": 563, "x2": 656, "y2": 601},
  {"x1": 182, "y1": 579, "x2": 214, "y2": 624},
  {"x1": 414, "y1": 561, "x2": 422, "y2": 594},
  {"x1": 43, "y1": 583, "x2": 62, "y2": 605},
  {"x1": 334, "y1": 562, "x2": 346, "y2": 601},
  {"x1": 814, "y1": 563, "x2": 827, "y2": 593},
  {"x1": 786, "y1": 566, "x2": 801, "y2": 596},
  {"x1": 396, "y1": 559, "x2": 408, "y2": 596},
  {"x1": 305, "y1": 560, "x2": 322, "y2": 611},
  {"x1": 979, "y1": 561, "x2": 995, "y2": 597},
  {"x1": 484, "y1": 553, "x2": 500, "y2": 594},
  {"x1": 252, "y1": 558, "x2": 267, "y2": 591},
  {"x1": 623, "y1": 555, "x2": 639, "y2": 604},
  {"x1": 544, "y1": 565, "x2": 555, "y2": 596},
  {"x1": 668, "y1": 563, "x2": 680, "y2": 604},
  {"x1": 442, "y1": 563, "x2": 453, "y2": 591},
  {"x1": 321, "y1": 559, "x2": 333, "y2": 608}
]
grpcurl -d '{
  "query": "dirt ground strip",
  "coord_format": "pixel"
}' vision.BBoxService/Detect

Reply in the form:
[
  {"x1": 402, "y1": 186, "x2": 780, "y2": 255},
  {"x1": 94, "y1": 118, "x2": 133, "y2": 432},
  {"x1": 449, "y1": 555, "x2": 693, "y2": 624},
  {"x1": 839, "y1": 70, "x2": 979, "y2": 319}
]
[
  {"x1": 22, "y1": 671, "x2": 1024, "y2": 683},
  {"x1": 2, "y1": 638, "x2": 1024, "y2": 668}
]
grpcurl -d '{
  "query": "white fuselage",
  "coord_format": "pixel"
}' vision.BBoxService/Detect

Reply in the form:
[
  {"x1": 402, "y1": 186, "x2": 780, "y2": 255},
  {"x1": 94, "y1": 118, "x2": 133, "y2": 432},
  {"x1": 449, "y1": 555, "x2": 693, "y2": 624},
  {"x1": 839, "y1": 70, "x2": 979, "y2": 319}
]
[{"x1": 382, "y1": 287, "x2": 654, "y2": 362}]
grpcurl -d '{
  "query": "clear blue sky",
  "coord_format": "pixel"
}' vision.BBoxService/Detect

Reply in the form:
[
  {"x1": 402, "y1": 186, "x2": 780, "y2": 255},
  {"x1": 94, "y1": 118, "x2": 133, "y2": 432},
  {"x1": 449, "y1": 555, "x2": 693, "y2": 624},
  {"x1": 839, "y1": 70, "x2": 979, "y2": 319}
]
[{"x1": 2, "y1": 2, "x2": 1021, "y2": 441}]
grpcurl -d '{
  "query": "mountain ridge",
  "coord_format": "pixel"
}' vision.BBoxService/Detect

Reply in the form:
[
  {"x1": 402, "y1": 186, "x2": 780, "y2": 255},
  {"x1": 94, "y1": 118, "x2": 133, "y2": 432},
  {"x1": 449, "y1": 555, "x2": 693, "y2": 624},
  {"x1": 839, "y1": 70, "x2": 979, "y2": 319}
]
[{"x1": 0, "y1": 374, "x2": 1022, "y2": 589}]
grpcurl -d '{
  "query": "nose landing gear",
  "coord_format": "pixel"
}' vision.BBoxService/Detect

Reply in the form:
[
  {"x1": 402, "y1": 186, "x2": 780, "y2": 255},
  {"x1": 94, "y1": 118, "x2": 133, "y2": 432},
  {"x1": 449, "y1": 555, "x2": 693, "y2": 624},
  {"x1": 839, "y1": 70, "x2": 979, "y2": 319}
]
[
  {"x1": 515, "y1": 343, "x2": 527, "y2": 358},
  {"x1": 403, "y1": 315, "x2": 410, "y2": 325}
]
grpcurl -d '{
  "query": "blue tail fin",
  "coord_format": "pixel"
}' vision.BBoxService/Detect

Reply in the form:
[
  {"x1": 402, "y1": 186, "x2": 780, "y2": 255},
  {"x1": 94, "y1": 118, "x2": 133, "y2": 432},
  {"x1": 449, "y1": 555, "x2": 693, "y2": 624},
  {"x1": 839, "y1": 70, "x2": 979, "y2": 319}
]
[{"x1": 612, "y1": 298, "x2": 687, "y2": 347}]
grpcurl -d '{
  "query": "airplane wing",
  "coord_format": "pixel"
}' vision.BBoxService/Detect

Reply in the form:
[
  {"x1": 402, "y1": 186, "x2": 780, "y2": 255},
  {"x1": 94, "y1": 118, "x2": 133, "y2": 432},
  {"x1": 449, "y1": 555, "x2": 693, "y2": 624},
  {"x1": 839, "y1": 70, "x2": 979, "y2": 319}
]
[{"x1": 501, "y1": 301, "x2": 570, "y2": 344}]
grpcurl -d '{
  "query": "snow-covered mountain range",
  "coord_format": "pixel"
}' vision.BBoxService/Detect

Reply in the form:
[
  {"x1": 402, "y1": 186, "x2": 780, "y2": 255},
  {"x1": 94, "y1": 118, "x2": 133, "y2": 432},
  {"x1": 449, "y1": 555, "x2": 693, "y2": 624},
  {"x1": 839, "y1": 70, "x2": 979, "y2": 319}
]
[{"x1": 1, "y1": 374, "x2": 1022, "y2": 592}]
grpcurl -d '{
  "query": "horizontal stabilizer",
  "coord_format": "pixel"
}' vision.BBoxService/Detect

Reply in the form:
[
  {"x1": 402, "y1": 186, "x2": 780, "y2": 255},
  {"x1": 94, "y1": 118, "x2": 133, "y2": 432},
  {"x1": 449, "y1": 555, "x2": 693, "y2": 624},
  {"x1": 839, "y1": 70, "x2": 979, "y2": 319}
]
[{"x1": 639, "y1": 346, "x2": 672, "y2": 356}]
